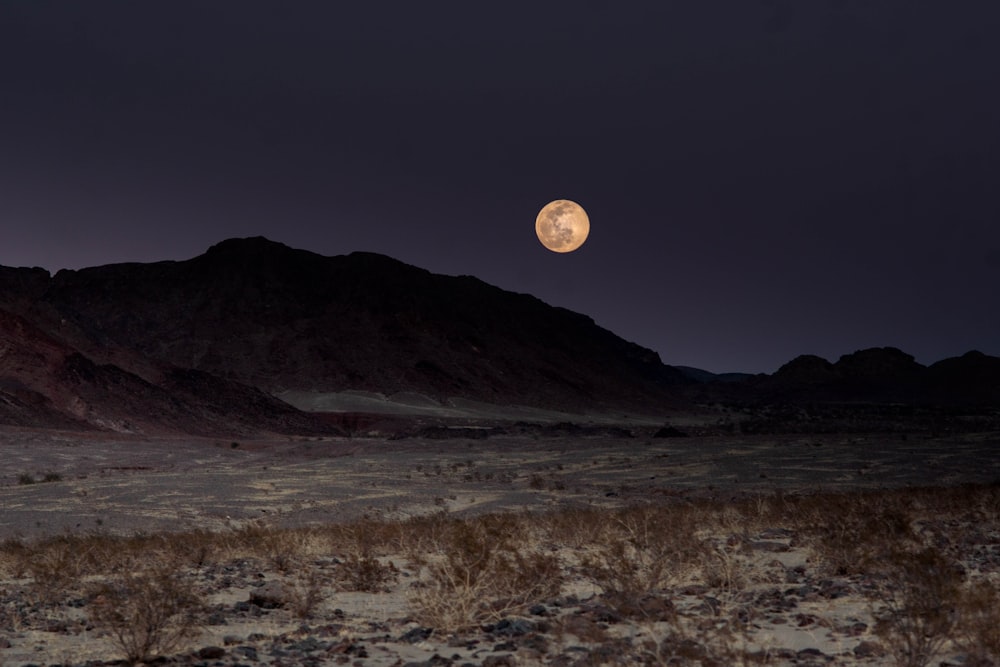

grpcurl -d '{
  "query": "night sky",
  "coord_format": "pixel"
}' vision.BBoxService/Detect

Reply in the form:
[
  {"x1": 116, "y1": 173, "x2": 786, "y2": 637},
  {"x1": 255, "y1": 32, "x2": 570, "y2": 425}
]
[{"x1": 2, "y1": 2, "x2": 998, "y2": 374}]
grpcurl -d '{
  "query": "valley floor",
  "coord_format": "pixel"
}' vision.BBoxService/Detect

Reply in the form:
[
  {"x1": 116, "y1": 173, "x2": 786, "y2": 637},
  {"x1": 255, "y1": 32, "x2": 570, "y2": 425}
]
[{"x1": 0, "y1": 425, "x2": 998, "y2": 665}]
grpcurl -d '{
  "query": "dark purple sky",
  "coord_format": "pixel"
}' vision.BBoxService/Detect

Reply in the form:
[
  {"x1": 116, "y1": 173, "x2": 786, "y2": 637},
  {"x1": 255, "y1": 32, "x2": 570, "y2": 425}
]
[{"x1": 2, "y1": 2, "x2": 998, "y2": 373}]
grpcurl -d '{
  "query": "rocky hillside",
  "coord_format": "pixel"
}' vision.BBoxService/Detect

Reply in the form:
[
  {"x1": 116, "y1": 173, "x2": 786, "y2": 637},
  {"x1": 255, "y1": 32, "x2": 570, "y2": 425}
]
[
  {"x1": 0, "y1": 306, "x2": 344, "y2": 436},
  {"x1": 0, "y1": 237, "x2": 691, "y2": 433},
  {"x1": 2, "y1": 238, "x2": 996, "y2": 435},
  {"x1": 30, "y1": 237, "x2": 690, "y2": 411}
]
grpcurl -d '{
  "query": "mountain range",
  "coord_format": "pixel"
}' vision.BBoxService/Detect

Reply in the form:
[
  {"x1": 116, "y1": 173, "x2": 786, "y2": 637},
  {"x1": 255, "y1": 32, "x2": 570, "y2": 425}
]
[{"x1": 0, "y1": 237, "x2": 996, "y2": 436}]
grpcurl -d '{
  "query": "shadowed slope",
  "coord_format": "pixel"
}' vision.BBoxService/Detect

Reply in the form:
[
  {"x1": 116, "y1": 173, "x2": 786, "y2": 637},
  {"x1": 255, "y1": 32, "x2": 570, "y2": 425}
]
[{"x1": 37, "y1": 237, "x2": 690, "y2": 413}]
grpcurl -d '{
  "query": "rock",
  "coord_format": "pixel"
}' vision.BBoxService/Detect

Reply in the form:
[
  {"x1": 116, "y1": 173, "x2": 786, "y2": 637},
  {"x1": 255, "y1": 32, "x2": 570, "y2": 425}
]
[
  {"x1": 289, "y1": 637, "x2": 326, "y2": 652},
  {"x1": 482, "y1": 655, "x2": 515, "y2": 667},
  {"x1": 197, "y1": 646, "x2": 226, "y2": 659},
  {"x1": 235, "y1": 645, "x2": 258, "y2": 660},
  {"x1": 853, "y1": 640, "x2": 884, "y2": 658},
  {"x1": 399, "y1": 626, "x2": 434, "y2": 643},
  {"x1": 489, "y1": 618, "x2": 535, "y2": 637},
  {"x1": 402, "y1": 655, "x2": 452, "y2": 667},
  {"x1": 653, "y1": 425, "x2": 688, "y2": 438},
  {"x1": 206, "y1": 611, "x2": 227, "y2": 625},
  {"x1": 249, "y1": 580, "x2": 289, "y2": 609}
]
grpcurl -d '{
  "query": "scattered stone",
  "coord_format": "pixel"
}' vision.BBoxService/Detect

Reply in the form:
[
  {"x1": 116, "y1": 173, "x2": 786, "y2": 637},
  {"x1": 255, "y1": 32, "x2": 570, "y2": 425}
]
[
  {"x1": 853, "y1": 640, "x2": 884, "y2": 658},
  {"x1": 402, "y1": 654, "x2": 452, "y2": 667},
  {"x1": 206, "y1": 611, "x2": 227, "y2": 625},
  {"x1": 234, "y1": 645, "x2": 258, "y2": 660},
  {"x1": 197, "y1": 646, "x2": 226, "y2": 659},
  {"x1": 481, "y1": 655, "x2": 515, "y2": 667},
  {"x1": 249, "y1": 580, "x2": 289, "y2": 609},
  {"x1": 400, "y1": 626, "x2": 434, "y2": 643},
  {"x1": 289, "y1": 636, "x2": 326, "y2": 652},
  {"x1": 488, "y1": 618, "x2": 534, "y2": 637}
]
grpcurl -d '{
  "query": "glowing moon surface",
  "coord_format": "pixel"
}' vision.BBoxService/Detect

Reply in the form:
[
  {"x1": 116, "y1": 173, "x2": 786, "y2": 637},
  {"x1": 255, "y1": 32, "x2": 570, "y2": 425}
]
[{"x1": 535, "y1": 199, "x2": 590, "y2": 253}]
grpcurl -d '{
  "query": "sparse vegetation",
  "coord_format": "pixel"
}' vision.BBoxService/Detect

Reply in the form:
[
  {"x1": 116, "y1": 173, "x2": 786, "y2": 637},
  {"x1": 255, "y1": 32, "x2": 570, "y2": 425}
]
[
  {"x1": 88, "y1": 564, "x2": 203, "y2": 664},
  {"x1": 407, "y1": 513, "x2": 563, "y2": 631},
  {"x1": 16, "y1": 471, "x2": 62, "y2": 485},
  {"x1": 1, "y1": 482, "x2": 999, "y2": 664}
]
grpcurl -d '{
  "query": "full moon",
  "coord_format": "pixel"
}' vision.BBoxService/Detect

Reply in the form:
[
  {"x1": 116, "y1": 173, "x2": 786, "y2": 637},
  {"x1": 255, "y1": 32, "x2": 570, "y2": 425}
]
[{"x1": 535, "y1": 199, "x2": 590, "y2": 253}]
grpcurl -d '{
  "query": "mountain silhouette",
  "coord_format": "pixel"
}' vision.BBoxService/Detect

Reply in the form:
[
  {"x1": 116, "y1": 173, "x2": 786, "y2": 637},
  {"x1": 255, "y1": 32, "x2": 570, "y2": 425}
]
[
  {"x1": 1, "y1": 237, "x2": 996, "y2": 435},
  {"x1": 0, "y1": 237, "x2": 690, "y2": 433}
]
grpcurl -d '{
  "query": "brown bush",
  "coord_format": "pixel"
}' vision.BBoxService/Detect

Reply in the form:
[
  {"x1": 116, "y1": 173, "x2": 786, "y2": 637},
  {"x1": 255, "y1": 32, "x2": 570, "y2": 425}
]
[
  {"x1": 88, "y1": 565, "x2": 203, "y2": 664},
  {"x1": 409, "y1": 514, "x2": 563, "y2": 631},
  {"x1": 871, "y1": 546, "x2": 963, "y2": 667}
]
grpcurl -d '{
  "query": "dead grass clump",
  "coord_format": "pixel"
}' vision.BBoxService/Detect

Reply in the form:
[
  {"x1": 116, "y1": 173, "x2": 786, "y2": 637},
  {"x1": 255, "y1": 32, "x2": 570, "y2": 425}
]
[
  {"x1": 953, "y1": 578, "x2": 1000, "y2": 666},
  {"x1": 88, "y1": 564, "x2": 203, "y2": 664},
  {"x1": 338, "y1": 550, "x2": 399, "y2": 592},
  {"x1": 409, "y1": 513, "x2": 563, "y2": 631},
  {"x1": 227, "y1": 524, "x2": 327, "y2": 572},
  {"x1": 539, "y1": 506, "x2": 610, "y2": 550},
  {"x1": 793, "y1": 490, "x2": 918, "y2": 576},
  {"x1": 22, "y1": 536, "x2": 101, "y2": 603},
  {"x1": 581, "y1": 504, "x2": 702, "y2": 606},
  {"x1": 870, "y1": 545, "x2": 963, "y2": 667},
  {"x1": 316, "y1": 521, "x2": 401, "y2": 592},
  {"x1": 0, "y1": 537, "x2": 30, "y2": 578},
  {"x1": 284, "y1": 570, "x2": 327, "y2": 619}
]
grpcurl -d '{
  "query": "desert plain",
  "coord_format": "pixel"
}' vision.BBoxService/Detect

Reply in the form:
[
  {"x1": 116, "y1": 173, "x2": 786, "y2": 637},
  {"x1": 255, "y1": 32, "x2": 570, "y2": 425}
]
[{"x1": 1, "y1": 407, "x2": 999, "y2": 666}]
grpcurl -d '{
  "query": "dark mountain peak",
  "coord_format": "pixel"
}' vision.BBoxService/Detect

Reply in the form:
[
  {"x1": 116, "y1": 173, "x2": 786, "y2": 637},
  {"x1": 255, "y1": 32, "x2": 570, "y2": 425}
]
[
  {"x1": 773, "y1": 354, "x2": 838, "y2": 383},
  {"x1": 927, "y1": 350, "x2": 1000, "y2": 397},
  {"x1": 834, "y1": 347, "x2": 924, "y2": 378},
  {"x1": 205, "y1": 236, "x2": 292, "y2": 256},
  {"x1": 199, "y1": 236, "x2": 323, "y2": 272},
  {"x1": 0, "y1": 265, "x2": 51, "y2": 309}
]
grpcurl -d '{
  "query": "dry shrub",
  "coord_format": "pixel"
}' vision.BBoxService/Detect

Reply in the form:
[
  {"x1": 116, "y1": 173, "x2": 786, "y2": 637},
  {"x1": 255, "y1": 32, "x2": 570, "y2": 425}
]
[
  {"x1": 88, "y1": 564, "x2": 203, "y2": 664},
  {"x1": 328, "y1": 522, "x2": 400, "y2": 592},
  {"x1": 228, "y1": 524, "x2": 327, "y2": 572},
  {"x1": 954, "y1": 579, "x2": 1000, "y2": 666},
  {"x1": 285, "y1": 569, "x2": 327, "y2": 619},
  {"x1": 871, "y1": 546, "x2": 963, "y2": 667},
  {"x1": 795, "y1": 490, "x2": 918, "y2": 576},
  {"x1": 700, "y1": 539, "x2": 751, "y2": 599},
  {"x1": 409, "y1": 513, "x2": 562, "y2": 631},
  {"x1": 338, "y1": 551, "x2": 399, "y2": 592},
  {"x1": 23, "y1": 536, "x2": 97, "y2": 603},
  {"x1": 0, "y1": 538, "x2": 31, "y2": 579},
  {"x1": 539, "y1": 506, "x2": 609, "y2": 550},
  {"x1": 581, "y1": 504, "x2": 702, "y2": 605}
]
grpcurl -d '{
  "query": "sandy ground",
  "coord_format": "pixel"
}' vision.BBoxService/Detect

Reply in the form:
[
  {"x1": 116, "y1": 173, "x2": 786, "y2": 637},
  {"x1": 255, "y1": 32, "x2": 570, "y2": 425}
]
[
  {"x1": 2, "y1": 426, "x2": 998, "y2": 539},
  {"x1": 1, "y1": 425, "x2": 999, "y2": 666}
]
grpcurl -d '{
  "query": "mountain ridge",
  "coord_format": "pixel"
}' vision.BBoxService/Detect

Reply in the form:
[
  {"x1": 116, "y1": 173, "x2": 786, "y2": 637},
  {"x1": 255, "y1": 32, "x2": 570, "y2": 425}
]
[
  {"x1": 1, "y1": 237, "x2": 997, "y2": 435},
  {"x1": 0, "y1": 237, "x2": 690, "y2": 433}
]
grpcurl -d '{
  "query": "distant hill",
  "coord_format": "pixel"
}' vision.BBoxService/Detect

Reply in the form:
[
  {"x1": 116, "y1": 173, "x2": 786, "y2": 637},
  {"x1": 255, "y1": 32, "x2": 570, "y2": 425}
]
[
  {"x1": 673, "y1": 366, "x2": 755, "y2": 384},
  {"x1": 685, "y1": 347, "x2": 1000, "y2": 408}
]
